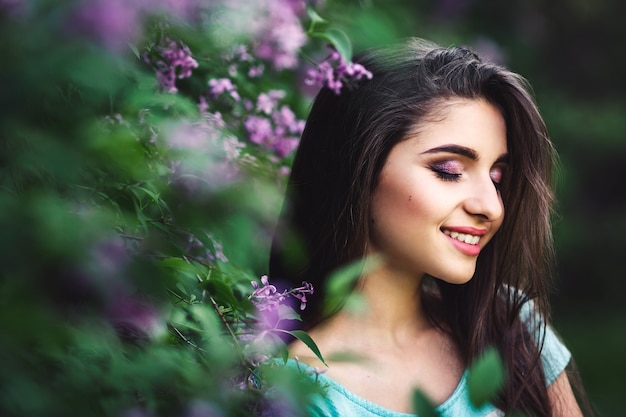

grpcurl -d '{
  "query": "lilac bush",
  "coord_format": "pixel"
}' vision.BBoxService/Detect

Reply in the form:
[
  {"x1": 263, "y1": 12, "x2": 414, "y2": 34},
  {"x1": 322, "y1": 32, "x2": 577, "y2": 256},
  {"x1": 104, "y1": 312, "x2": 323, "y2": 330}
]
[{"x1": 0, "y1": 1, "x2": 372, "y2": 416}]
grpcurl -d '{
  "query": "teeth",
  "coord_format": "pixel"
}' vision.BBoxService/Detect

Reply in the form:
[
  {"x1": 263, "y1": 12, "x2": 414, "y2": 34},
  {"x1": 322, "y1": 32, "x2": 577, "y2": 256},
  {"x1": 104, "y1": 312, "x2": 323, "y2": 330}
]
[{"x1": 443, "y1": 229, "x2": 480, "y2": 245}]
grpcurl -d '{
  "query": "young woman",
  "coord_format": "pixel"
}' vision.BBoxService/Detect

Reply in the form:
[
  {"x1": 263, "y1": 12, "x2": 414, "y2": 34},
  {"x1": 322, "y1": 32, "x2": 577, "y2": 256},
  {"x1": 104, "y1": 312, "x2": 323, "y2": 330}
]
[{"x1": 270, "y1": 38, "x2": 590, "y2": 416}]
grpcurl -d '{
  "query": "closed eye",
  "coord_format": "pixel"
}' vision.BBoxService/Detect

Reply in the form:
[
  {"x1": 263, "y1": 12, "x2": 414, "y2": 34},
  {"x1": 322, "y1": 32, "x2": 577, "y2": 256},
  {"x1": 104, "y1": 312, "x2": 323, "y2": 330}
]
[
  {"x1": 490, "y1": 165, "x2": 506, "y2": 191},
  {"x1": 429, "y1": 161, "x2": 463, "y2": 182}
]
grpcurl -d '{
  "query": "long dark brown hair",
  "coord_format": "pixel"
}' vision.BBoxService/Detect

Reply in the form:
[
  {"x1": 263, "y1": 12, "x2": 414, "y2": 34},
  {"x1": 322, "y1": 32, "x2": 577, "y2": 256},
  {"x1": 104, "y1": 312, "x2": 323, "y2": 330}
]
[{"x1": 271, "y1": 38, "x2": 587, "y2": 416}]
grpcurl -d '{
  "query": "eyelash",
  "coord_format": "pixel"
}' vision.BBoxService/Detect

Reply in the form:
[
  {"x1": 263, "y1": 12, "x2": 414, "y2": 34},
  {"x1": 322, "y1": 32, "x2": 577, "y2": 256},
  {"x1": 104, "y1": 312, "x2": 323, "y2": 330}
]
[
  {"x1": 429, "y1": 164, "x2": 505, "y2": 191},
  {"x1": 429, "y1": 165, "x2": 462, "y2": 182}
]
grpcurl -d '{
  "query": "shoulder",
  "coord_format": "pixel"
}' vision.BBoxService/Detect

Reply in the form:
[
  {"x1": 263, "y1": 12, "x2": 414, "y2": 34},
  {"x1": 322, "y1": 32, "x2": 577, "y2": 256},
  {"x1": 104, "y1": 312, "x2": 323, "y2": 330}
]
[{"x1": 517, "y1": 297, "x2": 572, "y2": 385}]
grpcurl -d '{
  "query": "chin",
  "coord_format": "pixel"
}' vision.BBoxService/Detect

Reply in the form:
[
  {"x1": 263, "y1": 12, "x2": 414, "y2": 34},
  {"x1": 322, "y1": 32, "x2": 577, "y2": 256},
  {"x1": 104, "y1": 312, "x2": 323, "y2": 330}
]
[{"x1": 432, "y1": 271, "x2": 475, "y2": 285}]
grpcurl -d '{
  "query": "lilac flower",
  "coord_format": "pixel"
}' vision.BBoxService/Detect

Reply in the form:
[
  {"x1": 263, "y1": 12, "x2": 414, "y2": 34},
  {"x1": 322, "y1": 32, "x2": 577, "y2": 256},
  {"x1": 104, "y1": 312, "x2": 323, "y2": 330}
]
[
  {"x1": 283, "y1": 0, "x2": 308, "y2": 15},
  {"x1": 222, "y1": 136, "x2": 246, "y2": 161},
  {"x1": 250, "y1": 275, "x2": 285, "y2": 312},
  {"x1": 147, "y1": 37, "x2": 198, "y2": 93},
  {"x1": 272, "y1": 106, "x2": 304, "y2": 156},
  {"x1": 243, "y1": 101, "x2": 303, "y2": 157},
  {"x1": 256, "y1": 94, "x2": 275, "y2": 115},
  {"x1": 232, "y1": 44, "x2": 253, "y2": 62},
  {"x1": 198, "y1": 96, "x2": 210, "y2": 113},
  {"x1": 244, "y1": 116, "x2": 274, "y2": 146},
  {"x1": 278, "y1": 166, "x2": 291, "y2": 177},
  {"x1": 291, "y1": 281, "x2": 314, "y2": 310},
  {"x1": 252, "y1": 1, "x2": 307, "y2": 70},
  {"x1": 166, "y1": 120, "x2": 213, "y2": 151},
  {"x1": 272, "y1": 105, "x2": 301, "y2": 133},
  {"x1": 208, "y1": 78, "x2": 240, "y2": 102},
  {"x1": 202, "y1": 111, "x2": 226, "y2": 129},
  {"x1": 248, "y1": 65, "x2": 265, "y2": 78},
  {"x1": 249, "y1": 276, "x2": 314, "y2": 312},
  {"x1": 306, "y1": 47, "x2": 374, "y2": 94},
  {"x1": 273, "y1": 137, "x2": 299, "y2": 158},
  {"x1": 256, "y1": 90, "x2": 285, "y2": 115}
]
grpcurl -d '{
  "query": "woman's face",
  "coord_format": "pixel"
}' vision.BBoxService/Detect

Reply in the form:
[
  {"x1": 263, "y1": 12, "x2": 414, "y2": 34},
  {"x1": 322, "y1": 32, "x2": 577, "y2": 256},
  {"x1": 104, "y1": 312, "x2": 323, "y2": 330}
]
[{"x1": 368, "y1": 99, "x2": 508, "y2": 284}]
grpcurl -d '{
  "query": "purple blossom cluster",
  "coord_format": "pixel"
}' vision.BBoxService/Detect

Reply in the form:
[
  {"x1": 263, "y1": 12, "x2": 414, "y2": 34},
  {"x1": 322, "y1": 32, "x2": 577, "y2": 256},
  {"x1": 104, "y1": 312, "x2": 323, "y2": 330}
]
[
  {"x1": 246, "y1": 276, "x2": 314, "y2": 368},
  {"x1": 68, "y1": 0, "x2": 201, "y2": 53},
  {"x1": 146, "y1": 37, "x2": 199, "y2": 93},
  {"x1": 243, "y1": 90, "x2": 305, "y2": 157},
  {"x1": 208, "y1": 78, "x2": 240, "y2": 102},
  {"x1": 250, "y1": 275, "x2": 314, "y2": 312},
  {"x1": 200, "y1": 78, "x2": 304, "y2": 159},
  {"x1": 306, "y1": 47, "x2": 374, "y2": 94},
  {"x1": 210, "y1": 0, "x2": 306, "y2": 70},
  {"x1": 250, "y1": 275, "x2": 285, "y2": 312},
  {"x1": 251, "y1": 0, "x2": 307, "y2": 70}
]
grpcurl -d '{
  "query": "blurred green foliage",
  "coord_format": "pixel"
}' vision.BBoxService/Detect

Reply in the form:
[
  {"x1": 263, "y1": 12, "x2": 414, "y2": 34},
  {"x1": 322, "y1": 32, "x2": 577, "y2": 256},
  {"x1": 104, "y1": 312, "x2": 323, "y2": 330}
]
[{"x1": 0, "y1": 1, "x2": 323, "y2": 415}]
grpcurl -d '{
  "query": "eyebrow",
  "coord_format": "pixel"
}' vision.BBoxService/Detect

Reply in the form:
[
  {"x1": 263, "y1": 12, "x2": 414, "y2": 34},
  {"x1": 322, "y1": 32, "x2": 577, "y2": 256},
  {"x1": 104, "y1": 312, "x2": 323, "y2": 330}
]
[{"x1": 421, "y1": 144, "x2": 509, "y2": 164}]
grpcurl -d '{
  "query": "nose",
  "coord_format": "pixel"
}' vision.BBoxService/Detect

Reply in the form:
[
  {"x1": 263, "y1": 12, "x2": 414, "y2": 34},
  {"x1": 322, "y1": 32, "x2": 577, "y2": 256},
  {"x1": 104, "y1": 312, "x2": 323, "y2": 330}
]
[{"x1": 463, "y1": 178, "x2": 504, "y2": 222}]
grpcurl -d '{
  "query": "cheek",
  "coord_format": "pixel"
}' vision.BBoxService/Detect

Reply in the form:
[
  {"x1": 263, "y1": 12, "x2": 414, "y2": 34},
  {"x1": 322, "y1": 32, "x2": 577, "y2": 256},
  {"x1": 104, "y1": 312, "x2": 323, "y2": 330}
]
[{"x1": 371, "y1": 179, "x2": 420, "y2": 221}]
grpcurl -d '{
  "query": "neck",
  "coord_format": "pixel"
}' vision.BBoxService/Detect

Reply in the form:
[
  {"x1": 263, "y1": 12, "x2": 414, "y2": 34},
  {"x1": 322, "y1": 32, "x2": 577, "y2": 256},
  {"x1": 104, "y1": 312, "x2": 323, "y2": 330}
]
[{"x1": 330, "y1": 264, "x2": 431, "y2": 349}]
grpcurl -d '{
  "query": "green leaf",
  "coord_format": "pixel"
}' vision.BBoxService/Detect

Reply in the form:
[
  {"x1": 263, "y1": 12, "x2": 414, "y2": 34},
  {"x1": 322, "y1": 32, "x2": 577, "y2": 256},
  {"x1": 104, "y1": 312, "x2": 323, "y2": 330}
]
[
  {"x1": 160, "y1": 257, "x2": 203, "y2": 281},
  {"x1": 204, "y1": 277, "x2": 239, "y2": 308},
  {"x1": 412, "y1": 389, "x2": 440, "y2": 417},
  {"x1": 307, "y1": 7, "x2": 328, "y2": 25},
  {"x1": 276, "y1": 329, "x2": 327, "y2": 367},
  {"x1": 136, "y1": 186, "x2": 163, "y2": 206},
  {"x1": 467, "y1": 347, "x2": 505, "y2": 408},
  {"x1": 128, "y1": 43, "x2": 140, "y2": 59},
  {"x1": 323, "y1": 255, "x2": 381, "y2": 316},
  {"x1": 310, "y1": 28, "x2": 353, "y2": 61}
]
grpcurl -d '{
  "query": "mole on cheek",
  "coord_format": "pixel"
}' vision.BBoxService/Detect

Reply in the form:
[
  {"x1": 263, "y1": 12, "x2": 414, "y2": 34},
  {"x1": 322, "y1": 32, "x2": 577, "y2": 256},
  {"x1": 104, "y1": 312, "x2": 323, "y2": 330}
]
[{"x1": 408, "y1": 195, "x2": 412, "y2": 201}]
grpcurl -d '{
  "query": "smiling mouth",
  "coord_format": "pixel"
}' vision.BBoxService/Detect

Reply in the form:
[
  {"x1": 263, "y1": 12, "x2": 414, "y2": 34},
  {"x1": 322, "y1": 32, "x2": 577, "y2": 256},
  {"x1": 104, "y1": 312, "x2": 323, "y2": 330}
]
[{"x1": 442, "y1": 229, "x2": 480, "y2": 245}]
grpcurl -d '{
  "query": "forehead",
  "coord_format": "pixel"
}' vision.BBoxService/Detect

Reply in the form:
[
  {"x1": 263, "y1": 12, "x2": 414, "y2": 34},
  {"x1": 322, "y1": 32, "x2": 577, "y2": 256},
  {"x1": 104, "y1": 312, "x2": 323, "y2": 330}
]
[{"x1": 405, "y1": 99, "x2": 508, "y2": 157}]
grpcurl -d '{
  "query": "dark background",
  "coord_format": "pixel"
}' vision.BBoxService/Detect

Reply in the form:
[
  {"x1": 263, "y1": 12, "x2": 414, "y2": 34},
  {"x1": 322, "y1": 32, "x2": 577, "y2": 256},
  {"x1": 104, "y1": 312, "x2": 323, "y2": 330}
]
[{"x1": 327, "y1": 1, "x2": 626, "y2": 415}]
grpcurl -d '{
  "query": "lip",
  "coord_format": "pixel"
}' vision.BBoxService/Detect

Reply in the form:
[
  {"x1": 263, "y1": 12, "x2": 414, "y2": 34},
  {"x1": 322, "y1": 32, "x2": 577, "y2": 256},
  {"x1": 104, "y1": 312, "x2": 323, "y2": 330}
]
[
  {"x1": 441, "y1": 226, "x2": 487, "y2": 236},
  {"x1": 441, "y1": 226, "x2": 487, "y2": 257}
]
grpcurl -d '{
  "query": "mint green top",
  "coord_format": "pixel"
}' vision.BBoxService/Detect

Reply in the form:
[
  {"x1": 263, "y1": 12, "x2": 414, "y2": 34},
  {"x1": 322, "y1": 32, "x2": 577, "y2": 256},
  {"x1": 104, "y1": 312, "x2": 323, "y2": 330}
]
[{"x1": 294, "y1": 304, "x2": 571, "y2": 417}]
